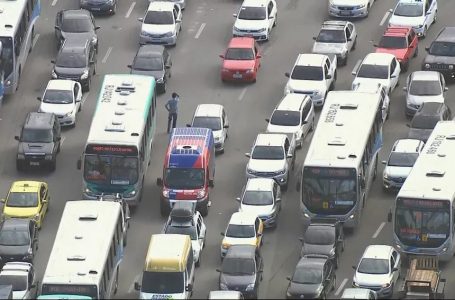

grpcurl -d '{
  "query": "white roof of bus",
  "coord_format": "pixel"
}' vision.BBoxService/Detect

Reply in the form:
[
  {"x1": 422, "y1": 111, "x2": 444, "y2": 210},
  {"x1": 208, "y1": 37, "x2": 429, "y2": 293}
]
[
  {"x1": 42, "y1": 201, "x2": 122, "y2": 285},
  {"x1": 398, "y1": 121, "x2": 455, "y2": 201},
  {"x1": 304, "y1": 90, "x2": 382, "y2": 169},
  {"x1": 0, "y1": 0, "x2": 28, "y2": 34},
  {"x1": 86, "y1": 74, "x2": 155, "y2": 147}
]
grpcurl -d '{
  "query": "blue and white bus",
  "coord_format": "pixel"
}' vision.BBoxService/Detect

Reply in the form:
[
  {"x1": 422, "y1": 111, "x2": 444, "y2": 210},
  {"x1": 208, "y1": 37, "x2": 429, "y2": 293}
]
[
  {"x1": 0, "y1": 0, "x2": 40, "y2": 96},
  {"x1": 298, "y1": 90, "x2": 384, "y2": 228},
  {"x1": 78, "y1": 74, "x2": 157, "y2": 207}
]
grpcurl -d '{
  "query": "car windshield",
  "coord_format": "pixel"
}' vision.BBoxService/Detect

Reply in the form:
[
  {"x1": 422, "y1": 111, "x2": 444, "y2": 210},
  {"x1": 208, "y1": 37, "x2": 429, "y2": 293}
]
[
  {"x1": 144, "y1": 11, "x2": 174, "y2": 25},
  {"x1": 357, "y1": 64, "x2": 389, "y2": 79},
  {"x1": 21, "y1": 129, "x2": 53, "y2": 143},
  {"x1": 141, "y1": 271, "x2": 184, "y2": 294},
  {"x1": 411, "y1": 115, "x2": 440, "y2": 129},
  {"x1": 61, "y1": 16, "x2": 93, "y2": 33},
  {"x1": 270, "y1": 110, "x2": 301, "y2": 126},
  {"x1": 192, "y1": 116, "x2": 222, "y2": 131},
  {"x1": 56, "y1": 52, "x2": 86, "y2": 68},
  {"x1": 388, "y1": 152, "x2": 418, "y2": 167},
  {"x1": 165, "y1": 225, "x2": 197, "y2": 240},
  {"x1": 0, "y1": 275, "x2": 27, "y2": 292},
  {"x1": 165, "y1": 168, "x2": 205, "y2": 189},
  {"x1": 0, "y1": 229, "x2": 30, "y2": 246},
  {"x1": 378, "y1": 36, "x2": 407, "y2": 49},
  {"x1": 225, "y1": 48, "x2": 255, "y2": 60},
  {"x1": 7, "y1": 192, "x2": 38, "y2": 207},
  {"x1": 222, "y1": 257, "x2": 255, "y2": 275},
  {"x1": 316, "y1": 29, "x2": 346, "y2": 43},
  {"x1": 43, "y1": 89, "x2": 73, "y2": 104},
  {"x1": 238, "y1": 6, "x2": 266, "y2": 20},
  {"x1": 251, "y1": 146, "x2": 284, "y2": 160},
  {"x1": 242, "y1": 191, "x2": 273, "y2": 205},
  {"x1": 357, "y1": 258, "x2": 389, "y2": 275},
  {"x1": 226, "y1": 224, "x2": 255, "y2": 238},
  {"x1": 409, "y1": 80, "x2": 442, "y2": 96},
  {"x1": 292, "y1": 266, "x2": 322, "y2": 284},
  {"x1": 429, "y1": 42, "x2": 455, "y2": 57},
  {"x1": 291, "y1": 66, "x2": 323, "y2": 81},
  {"x1": 84, "y1": 155, "x2": 139, "y2": 185},
  {"x1": 304, "y1": 227, "x2": 335, "y2": 245},
  {"x1": 133, "y1": 55, "x2": 163, "y2": 71},
  {"x1": 394, "y1": 3, "x2": 423, "y2": 17}
]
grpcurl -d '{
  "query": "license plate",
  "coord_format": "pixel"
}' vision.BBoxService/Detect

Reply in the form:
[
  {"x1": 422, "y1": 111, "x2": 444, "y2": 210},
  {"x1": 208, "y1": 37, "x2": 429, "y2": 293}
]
[
  {"x1": 91, "y1": 7, "x2": 101, "y2": 11},
  {"x1": 340, "y1": 11, "x2": 351, "y2": 16},
  {"x1": 233, "y1": 73, "x2": 243, "y2": 79},
  {"x1": 30, "y1": 162, "x2": 39, "y2": 166}
]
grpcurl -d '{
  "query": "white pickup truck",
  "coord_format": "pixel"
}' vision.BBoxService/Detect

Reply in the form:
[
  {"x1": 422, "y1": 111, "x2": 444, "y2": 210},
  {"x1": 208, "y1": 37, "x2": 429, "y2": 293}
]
[{"x1": 284, "y1": 53, "x2": 337, "y2": 108}]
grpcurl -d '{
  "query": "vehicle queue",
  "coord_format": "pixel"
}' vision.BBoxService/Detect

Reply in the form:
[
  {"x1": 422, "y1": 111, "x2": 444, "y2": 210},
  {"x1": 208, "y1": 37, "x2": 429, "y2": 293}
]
[{"x1": 0, "y1": 0, "x2": 455, "y2": 299}]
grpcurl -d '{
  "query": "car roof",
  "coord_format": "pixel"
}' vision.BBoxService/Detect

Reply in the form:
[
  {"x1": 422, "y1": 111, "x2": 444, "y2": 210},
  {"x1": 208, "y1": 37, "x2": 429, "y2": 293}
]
[
  {"x1": 62, "y1": 9, "x2": 91, "y2": 19},
  {"x1": 255, "y1": 133, "x2": 286, "y2": 147},
  {"x1": 194, "y1": 104, "x2": 224, "y2": 118},
  {"x1": 436, "y1": 27, "x2": 455, "y2": 42},
  {"x1": 24, "y1": 112, "x2": 54, "y2": 130},
  {"x1": 341, "y1": 288, "x2": 373, "y2": 298},
  {"x1": 392, "y1": 139, "x2": 423, "y2": 153},
  {"x1": 225, "y1": 245, "x2": 257, "y2": 260},
  {"x1": 1, "y1": 218, "x2": 31, "y2": 231},
  {"x1": 362, "y1": 245, "x2": 394, "y2": 260},
  {"x1": 61, "y1": 37, "x2": 89, "y2": 53},
  {"x1": 10, "y1": 181, "x2": 42, "y2": 193},
  {"x1": 362, "y1": 53, "x2": 395, "y2": 65},
  {"x1": 242, "y1": 0, "x2": 268, "y2": 8},
  {"x1": 411, "y1": 71, "x2": 440, "y2": 81},
  {"x1": 297, "y1": 255, "x2": 327, "y2": 269},
  {"x1": 229, "y1": 212, "x2": 257, "y2": 225},
  {"x1": 228, "y1": 37, "x2": 255, "y2": 49},
  {"x1": 383, "y1": 26, "x2": 411, "y2": 37},
  {"x1": 245, "y1": 178, "x2": 275, "y2": 192},
  {"x1": 46, "y1": 79, "x2": 76, "y2": 91},
  {"x1": 137, "y1": 44, "x2": 165, "y2": 57},
  {"x1": 296, "y1": 53, "x2": 326, "y2": 67},
  {"x1": 1, "y1": 262, "x2": 32, "y2": 273},
  {"x1": 416, "y1": 102, "x2": 445, "y2": 115},
  {"x1": 276, "y1": 94, "x2": 308, "y2": 111},
  {"x1": 147, "y1": 1, "x2": 176, "y2": 11}
]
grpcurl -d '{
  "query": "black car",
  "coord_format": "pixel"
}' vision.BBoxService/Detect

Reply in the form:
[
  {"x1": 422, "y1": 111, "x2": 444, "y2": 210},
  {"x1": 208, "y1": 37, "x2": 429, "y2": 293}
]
[
  {"x1": 422, "y1": 27, "x2": 455, "y2": 81},
  {"x1": 15, "y1": 112, "x2": 61, "y2": 172},
  {"x1": 51, "y1": 37, "x2": 97, "y2": 92},
  {"x1": 300, "y1": 219, "x2": 344, "y2": 268},
  {"x1": 128, "y1": 45, "x2": 172, "y2": 94},
  {"x1": 216, "y1": 245, "x2": 263, "y2": 299},
  {"x1": 0, "y1": 219, "x2": 38, "y2": 266},
  {"x1": 55, "y1": 9, "x2": 99, "y2": 50},
  {"x1": 80, "y1": 0, "x2": 118, "y2": 15},
  {"x1": 407, "y1": 102, "x2": 452, "y2": 142},
  {"x1": 286, "y1": 255, "x2": 336, "y2": 299}
]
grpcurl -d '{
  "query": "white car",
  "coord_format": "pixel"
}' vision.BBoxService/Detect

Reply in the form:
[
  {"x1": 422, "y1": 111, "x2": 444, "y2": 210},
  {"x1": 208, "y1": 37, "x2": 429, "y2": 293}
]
[
  {"x1": 0, "y1": 262, "x2": 38, "y2": 299},
  {"x1": 237, "y1": 178, "x2": 281, "y2": 228},
  {"x1": 352, "y1": 81, "x2": 390, "y2": 122},
  {"x1": 151, "y1": 0, "x2": 186, "y2": 10},
  {"x1": 352, "y1": 245, "x2": 401, "y2": 298},
  {"x1": 139, "y1": 1, "x2": 182, "y2": 46},
  {"x1": 232, "y1": 0, "x2": 277, "y2": 41},
  {"x1": 188, "y1": 104, "x2": 229, "y2": 153},
  {"x1": 328, "y1": 0, "x2": 375, "y2": 18},
  {"x1": 382, "y1": 139, "x2": 424, "y2": 191},
  {"x1": 266, "y1": 94, "x2": 314, "y2": 148},
  {"x1": 403, "y1": 71, "x2": 447, "y2": 117},
  {"x1": 37, "y1": 79, "x2": 82, "y2": 127},
  {"x1": 388, "y1": 0, "x2": 437, "y2": 38},
  {"x1": 352, "y1": 53, "x2": 401, "y2": 95}
]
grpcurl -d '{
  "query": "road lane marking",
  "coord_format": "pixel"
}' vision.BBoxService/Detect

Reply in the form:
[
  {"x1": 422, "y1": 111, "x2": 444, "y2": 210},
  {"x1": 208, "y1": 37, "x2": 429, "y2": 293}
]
[
  {"x1": 60, "y1": 136, "x2": 66, "y2": 148},
  {"x1": 102, "y1": 47, "x2": 113, "y2": 64},
  {"x1": 380, "y1": 11, "x2": 391, "y2": 26},
  {"x1": 32, "y1": 33, "x2": 40, "y2": 48},
  {"x1": 81, "y1": 93, "x2": 89, "y2": 105},
  {"x1": 125, "y1": 2, "x2": 136, "y2": 18},
  {"x1": 238, "y1": 87, "x2": 248, "y2": 101},
  {"x1": 128, "y1": 274, "x2": 141, "y2": 294},
  {"x1": 372, "y1": 222, "x2": 386, "y2": 239},
  {"x1": 51, "y1": 0, "x2": 58, "y2": 6},
  {"x1": 194, "y1": 23, "x2": 206, "y2": 39},
  {"x1": 335, "y1": 278, "x2": 348, "y2": 296},
  {"x1": 353, "y1": 59, "x2": 362, "y2": 75}
]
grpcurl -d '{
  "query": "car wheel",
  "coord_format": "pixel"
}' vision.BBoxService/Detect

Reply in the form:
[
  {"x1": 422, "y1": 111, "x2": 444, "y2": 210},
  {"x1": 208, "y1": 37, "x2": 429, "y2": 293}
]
[
  {"x1": 310, "y1": 117, "x2": 315, "y2": 131},
  {"x1": 196, "y1": 255, "x2": 201, "y2": 267},
  {"x1": 433, "y1": 11, "x2": 437, "y2": 24},
  {"x1": 373, "y1": 156, "x2": 378, "y2": 180},
  {"x1": 49, "y1": 159, "x2": 56, "y2": 172},
  {"x1": 112, "y1": 3, "x2": 117, "y2": 15},
  {"x1": 352, "y1": 37, "x2": 357, "y2": 50},
  {"x1": 199, "y1": 203, "x2": 209, "y2": 217},
  {"x1": 273, "y1": 14, "x2": 277, "y2": 27},
  {"x1": 16, "y1": 160, "x2": 24, "y2": 172},
  {"x1": 386, "y1": 105, "x2": 390, "y2": 120},
  {"x1": 78, "y1": 103, "x2": 82, "y2": 112},
  {"x1": 332, "y1": 274, "x2": 336, "y2": 291}
]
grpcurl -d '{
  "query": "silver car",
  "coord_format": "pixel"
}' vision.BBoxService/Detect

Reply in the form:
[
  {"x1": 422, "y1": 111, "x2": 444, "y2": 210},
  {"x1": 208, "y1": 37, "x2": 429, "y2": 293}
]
[
  {"x1": 312, "y1": 20, "x2": 357, "y2": 66},
  {"x1": 404, "y1": 71, "x2": 448, "y2": 117}
]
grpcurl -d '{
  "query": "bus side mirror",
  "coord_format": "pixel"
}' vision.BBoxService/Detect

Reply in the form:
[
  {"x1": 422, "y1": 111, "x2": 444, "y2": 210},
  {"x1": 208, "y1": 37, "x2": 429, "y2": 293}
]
[
  {"x1": 387, "y1": 210, "x2": 392, "y2": 223},
  {"x1": 157, "y1": 178, "x2": 163, "y2": 186},
  {"x1": 77, "y1": 158, "x2": 82, "y2": 170},
  {"x1": 134, "y1": 282, "x2": 141, "y2": 291}
]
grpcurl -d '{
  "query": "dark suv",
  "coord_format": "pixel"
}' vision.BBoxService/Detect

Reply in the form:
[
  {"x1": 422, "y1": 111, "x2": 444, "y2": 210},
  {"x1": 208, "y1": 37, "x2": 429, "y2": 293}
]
[
  {"x1": 422, "y1": 27, "x2": 455, "y2": 81},
  {"x1": 80, "y1": 0, "x2": 118, "y2": 15},
  {"x1": 0, "y1": 219, "x2": 38, "y2": 266},
  {"x1": 407, "y1": 102, "x2": 452, "y2": 142},
  {"x1": 55, "y1": 9, "x2": 99, "y2": 50},
  {"x1": 51, "y1": 37, "x2": 97, "y2": 92},
  {"x1": 15, "y1": 112, "x2": 61, "y2": 172}
]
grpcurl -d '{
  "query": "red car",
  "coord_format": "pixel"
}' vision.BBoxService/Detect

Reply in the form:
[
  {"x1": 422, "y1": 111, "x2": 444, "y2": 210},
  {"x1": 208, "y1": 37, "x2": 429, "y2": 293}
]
[
  {"x1": 375, "y1": 27, "x2": 418, "y2": 72},
  {"x1": 220, "y1": 37, "x2": 261, "y2": 83}
]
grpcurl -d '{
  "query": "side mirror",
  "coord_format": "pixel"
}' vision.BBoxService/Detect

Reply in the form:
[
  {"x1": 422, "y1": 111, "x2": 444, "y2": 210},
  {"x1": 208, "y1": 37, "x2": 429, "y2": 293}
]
[
  {"x1": 42, "y1": 199, "x2": 48, "y2": 203},
  {"x1": 14, "y1": 135, "x2": 20, "y2": 141},
  {"x1": 393, "y1": 267, "x2": 399, "y2": 272},
  {"x1": 165, "y1": 64, "x2": 171, "y2": 69},
  {"x1": 134, "y1": 282, "x2": 141, "y2": 291},
  {"x1": 286, "y1": 276, "x2": 292, "y2": 281},
  {"x1": 216, "y1": 268, "x2": 221, "y2": 273},
  {"x1": 347, "y1": 38, "x2": 352, "y2": 42},
  {"x1": 138, "y1": 17, "x2": 144, "y2": 22},
  {"x1": 0, "y1": 199, "x2": 5, "y2": 203},
  {"x1": 76, "y1": 98, "x2": 81, "y2": 103},
  {"x1": 176, "y1": 19, "x2": 182, "y2": 23},
  {"x1": 37, "y1": 96, "x2": 42, "y2": 101},
  {"x1": 285, "y1": 72, "x2": 290, "y2": 78},
  {"x1": 127, "y1": 64, "x2": 132, "y2": 69},
  {"x1": 95, "y1": 26, "x2": 100, "y2": 30},
  {"x1": 186, "y1": 284, "x2": 193, "y2": 292},
  {"x1": 245, "y1": 153, "x2": 251, "y2": 158},
  {"x1": 444, "y1": 87, "x2": 449, "y2": 92},
  {"x1": 402, "y1": 86, "x2": 407, "y2": 91},
  {"x1": 56, "y1": 136, "x2": 62, "y2": 141},
  {"x1": 77, "y1": 158, "x2": 82, "y2": 170},
  {"x1": 51, "y1": 60, "x2": 56, "y2": 64},
  {"x1": 265, "y1": 118, "x2": 270, "y2": 123},
  {"x1": 257, "y1": 233, "x2": 263, "y2": 237},
  {"x1": 30, "y1": 284, "x2": 36, "y2": 288},
  {"x1": 351, "y1": 71, "x2": 357, "y2": 76},
  {"x1": 54, "y1": 26, "x2": 60, "y2": 30},
  {"x1": 298, "y1": 237, "x2": 304, "y2": 242},
  {"x1": 276, "y1": 197, "x2": 281, "y2": 202},
  {"x1": 219, "y1": 54, "x2": 225, "y2": 59},
  {"x1": 269, "y1": 15, "x2": 274, "y2": 19},
  {"x1": 233, "y1": 13, "x2": 238, "y2": 18},
  {"x1": 312, "y1": 36, "x2": 317, "y2": 41},
  {"x1": 90, "y1": 60, "x2": 95, "y2": 65},
  {"x1": 391, "y1": 75, "x2": 397, "y2": 78},
  {"x1": 352, "y1": 265, "x2": 357, "y2": 270},
  {"x1": 387, "y1": 210, "x2": 393, "y2": 223},
  {"x1": 156, "y1": 178, "x2": 163, "y2": 186},
  {"x1": 373, "y1": 44, "x2": 378, "y2": 48},
  {"x1": 236, "y1": 197, "x2": 241, "y2": 202},
  {"x1": 220, "y1": 232, "x2": 225, "y2": 236},
  {"x1": 406, "y1": 123, "x2": 411, "y2": 128},
  {"x1": 209, "y1": 179, "x2": 214, "y2": 188},
  {"x1": 326, "y1": 74, "x2": 332, "y2": 79},
  {"x1": 256, "y1": 54, "x2": 262, "y2": 58},
  {"x1": 287, "y1": 154, "x2": 293, "y2": 158},
  {"x1": 186, "y1": 124, "x2": 192, "y2": 127},
  {"x1": 388, "y1": 8, "x2": 393, "y2": 13},
  {"x1": 224, "y1": 124, "x2": 229, "y2": 128},
  {"x1": 302, "y1": 120, "x2": 308, "y2": 124},
  {"x1": 425, "y1": 46, "x2": 430, "y2": 52},
  {"x1": 381, "y1": 160, "x2": 387, "y2": 165}
]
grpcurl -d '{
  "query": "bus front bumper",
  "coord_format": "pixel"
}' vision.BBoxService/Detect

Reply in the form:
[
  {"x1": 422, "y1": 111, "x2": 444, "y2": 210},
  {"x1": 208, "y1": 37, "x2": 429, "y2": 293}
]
[{"x1": 83, "y1": 190, "x2": 141, "y2": 206}]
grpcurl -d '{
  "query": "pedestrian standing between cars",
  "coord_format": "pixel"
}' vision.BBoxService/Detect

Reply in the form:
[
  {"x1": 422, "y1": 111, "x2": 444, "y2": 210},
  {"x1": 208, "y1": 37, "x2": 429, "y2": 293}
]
[{"x1": 165, "y1": 92, "x2": 179, "y2": 133}]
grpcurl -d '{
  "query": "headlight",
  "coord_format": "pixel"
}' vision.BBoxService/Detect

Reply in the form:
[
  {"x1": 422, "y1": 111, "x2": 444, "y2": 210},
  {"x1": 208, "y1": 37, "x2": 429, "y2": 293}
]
[
  {"x1": 162, "y1": 190, "x2": 169, "y2": 198},
  {"x1": 329, "y1": 248, "x2": 335, "y2": 257},
  {"x1": 141, "y1": 30, "x2": 148, "y2": 35},
  {"x1": 85, "y1": 188, "x2": 96, "y2": 197},
  {"x1": 383, "y1": 173, "x2": 389, "y2": 180},
  {"x1": 246, "y1": 167, "x2": 255, "y2": 175},
  {"x1": 214, "y1": 136, "x2": 221, "y2": 142},
  {"x1": 246, "y1": 68, "x2": 255, "y2": 74},
  {"x1": 34, "y1": 214, "x2": 40, "y2": 222},
  {"x1": 51, "y1": 70, "x2": 57, "y2": 78},
  {"x1": 349, "y1": 214, "x2": 355, "y2": 219},
  {"x1": 81, "y1": 70, "x2": 89, "y2": 79},
  {"x1": 156, "y1": 77, "x2": 164, "y2": 83},
  {"x1": 276, "y1": 169, "x2": 286, "y2": 175},
  {"x1": 356, "y1": 4, "x2": 366, "y2": 9},
  {"x1": 17, "y1": 154, "x2": 25, "y2": 160},
  {"x1": 382, "y1": 283, "x2": 391, "y2": 288},
  {"x1": 91, "y1": 36, "x2": 98, "y2": 44},
  {"x1": 165, "y1": 31, "x2": 174, "y2": 37},
  {"x1": 353, "y1": 281, "x2": 359, "y2": 287},
  {"x1": 259, "y1": 28, "x2": 267, "y2": 32},
  {"x1": 64, "y1": 110, "x2": 75, "y2": 117},
  {"x1": 286, "y1": 291, "x2": 292, "y2": 298},
  {"x1": 449, "y1": 65, "x2": 454, "y2": 70},
  {"x1": 45, "y1": 155, "x2": 53, "y2": 160},
  {"x1": 424, "y1": 63, "x2": 430, "y2": 69},
  {"x1": 197, "y1": 189, "x2": 206, "y2": 199},
  {"x1": 233, "y1": 26, "x2": 240, "y2": 31},
  {"x1": 220, "y1": 283, "x2": 228, "y2": 290},
  {"x1": 246, "y1": 283, "x2": 255, "y2": 291},
  {"x1": 124, "y1": 190, "x2": 136, "y2": 198},
  {"x1": 313, "y1": 90, "x2": 322, "y2": 96},
  {"x1": 222, "y1": 243, "x2": 230, "y2": 249},
  {"x1": 418, "y1": 24, "x2": 424, "y2": 28},
  {"x1": 442, "y1": 247, "x2": 448, "y2": 252}
]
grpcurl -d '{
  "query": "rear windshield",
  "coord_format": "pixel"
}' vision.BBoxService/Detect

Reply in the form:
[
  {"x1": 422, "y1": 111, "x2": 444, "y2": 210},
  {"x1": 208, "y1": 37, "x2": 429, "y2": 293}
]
[
  {"x1": 270, "y1": 110, "x2": 300, "y2": 126},
  {"x1": 144, "y1": 11, "x2": 174, "y2": 25},
  {"x1": 357, "y1": 64, "x2": 388, "y2": 79},
  {"x1": 225, "y1": 48, "x2": 254, "y2": 60},
  {"x1": 62, "y1": 16, "x2": 92, "y2": 33},
  {"x1": 378, "y1": 36, "x2": 407, "y2": 49},
  {"x1": 411, "y1": 115, "x2": 440, "y2": 129},
  {"x1": 316, "y1": 29, "x2": 346, "y2": 43},
  {"x1": 409, "y1": 80, "x2": 442, "y2": 96},
  {"x1": 222, "y1": 257, "x2": 255, "y2": 275},
  {"x1": 291, "y1": 66, "x2": 323, "y2": 81},
  {"x1": 304, "y1": 227, "x2": 335, "y2": 245},
  {"x1": 56, "y1": 52, "x2": 86, "y2": 68}
]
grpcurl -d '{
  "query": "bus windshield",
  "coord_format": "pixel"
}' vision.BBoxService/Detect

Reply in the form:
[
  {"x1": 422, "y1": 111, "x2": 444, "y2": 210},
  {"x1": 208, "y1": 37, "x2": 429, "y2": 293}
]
[
  {"x1": 84, "y1": 155, "x2": 139, "y2": 185},
  {"x1": 0, "y1": 37, "x2": 13, "y2": 80},
  {"x1": 302, "y1": 167, "x2": 357, "y2": 215},
  {"x1": 395, "y1": 198, "x2": 450, "y2": 248},
  {"x1": 141, "y1": 271, "x2": 184, "y2": 294},
  {"x1": 164, "y1": 168, "x2": 205, "y2": 189}
]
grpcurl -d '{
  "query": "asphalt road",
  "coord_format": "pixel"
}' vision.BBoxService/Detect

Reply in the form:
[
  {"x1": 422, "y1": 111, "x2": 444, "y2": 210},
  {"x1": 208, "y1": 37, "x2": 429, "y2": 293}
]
[{"x1": 1, "y1": 0, "x2": 455, "y2": 299}]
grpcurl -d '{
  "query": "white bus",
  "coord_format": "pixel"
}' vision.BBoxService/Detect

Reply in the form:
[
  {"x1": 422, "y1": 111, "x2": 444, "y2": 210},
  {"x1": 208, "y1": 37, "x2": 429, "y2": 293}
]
[
  {"x1": 298, "y1": 90, "x2": 384, "y2": 228},
  {"x1": 0, "y1": 0, "x2": 40, "y2": 96},
  {"x1": 38, "y1": 201, "x2": 125, "y2": 299},
  {"x1": 391, "y1": 121, "x2": 455, "y2": 261},
  {"x1": 77, "y1": 74, "x2": 157, "y2": 207}
]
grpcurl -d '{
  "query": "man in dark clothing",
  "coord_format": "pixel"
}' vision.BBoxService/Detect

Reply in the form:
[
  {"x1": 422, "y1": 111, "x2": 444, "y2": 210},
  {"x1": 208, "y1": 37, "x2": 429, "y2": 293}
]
[{"x1": 165, "y1": 92, "x2": 179, "y2": 133}]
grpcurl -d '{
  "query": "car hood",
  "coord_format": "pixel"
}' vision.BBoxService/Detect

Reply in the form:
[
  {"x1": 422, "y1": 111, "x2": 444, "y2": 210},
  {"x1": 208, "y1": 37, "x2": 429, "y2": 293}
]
[
  {"x1": 287, "y1": 79, "x2": 326, "y2": 92},
  {"x1": 389, "y1": 15, "x2": 424, "y2": 27},
  {"x1": 266, "y1": 124, "x2": 300, "y2": 135},
  {"x1": 0, "y1": 245, "x2": 29, "y2": 257},
  {"x1": 234, "y1": 18, "x2": 268, "y2": 30},
  {"x1": 287, "y1": 282, "x2": 322, "y2": 298},
  {"x1": 240, "y1": 204, "x2": 274, "y2": 217},
  {"x1": 248, "y1": 159, "x2": 285, "y2": 172},
  {"x1": 141, "y1": 24, "x2": 175, "y2": 34},
  {"x1": 13, "y1": 290, "x2": 27, "y2": 300},
  {"x1": 302, "y1": 243, "x2": 334, "y2": 257},
  {"x1": 424, "y1": 54, "x2": 455, "y2": 65},
  {"x1": 376, "y1": 48, "x2": 408, "y2": 60},
  {"x1": 61, "y1": 31, "x2": 95, "y2": 42},
  {"x1": 3, "y1": 206, "x2": 39, "y2": 218},
  {"x1": 223, "y1": 236, "x2": 257, "y2": 247},
  {"x1": 19, "y1": 142, "x2": 54, "y2": 155},
  {"x1": 352, "y1": 77, "x2": 390, "y2": 90},
  {"x1": 354, "y1": 272, "x2": 391, "y2": 286},
  {"x1": 40, "y1": 102, "x2": 75, "y2": 115},
  {"x1": 407, "y1": 128, "x2": 433, "y2": 142},
  {"x1": 312, "y1": 43, "x2": 346, "y2": 55},
  {"x1": 407, "y1": 94, "x2": 444, "y2": 105},
  {"x1": 54, "y1": 66, "x2": 86, "y2": 76},
  {"x1": 223, "y1": 59, "x2": 255, "y2": 70},
  {"x1": 131, "y1": 69, "x2": 165, "y2": 80},
  {"x1": 220, "y1": 273, "x2": 256, "y2": 289},
  {"x1": 384, "y1": 166, "x2": 413, "y2": 178}
]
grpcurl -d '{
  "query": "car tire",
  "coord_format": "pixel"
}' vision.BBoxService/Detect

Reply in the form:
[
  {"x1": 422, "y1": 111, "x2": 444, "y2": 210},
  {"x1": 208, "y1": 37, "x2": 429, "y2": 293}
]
[
  {"x1": 16, "y1": 160, "x2": 24, "y2": 172},
  {"x1": 49, "y1": 160, "x2": 56, "y2": 172},
  {"x1": 310, "y1": 117, "x2": 315, "y2": 131},
  {"x1": 433, "y1": 11, "x2": 437, "y2": 24},
  {"x1": 352, "y1": 38, "x2": 357, "y2": 50},
  {"x1": 273, "y1": 14, "x2": 277, "y2": 27},
  {"x1": 196, "y1": 255, "x2": 201, "y2": 267},
  {"x1": 112, "y1": 3, "x2": 117, "y2": 15},
  {"x1": 332, "y1": 274, "x2": 336, "y2": 291},
  {"x1": 160, "y1": 199, "x2": 170, "y2": 217},
  {"x1": 199, "y1": 203, "x2": 209, "y2": 217},
  {"x1": 335, "y1": 255, "x2": 339, "y2": 269}
]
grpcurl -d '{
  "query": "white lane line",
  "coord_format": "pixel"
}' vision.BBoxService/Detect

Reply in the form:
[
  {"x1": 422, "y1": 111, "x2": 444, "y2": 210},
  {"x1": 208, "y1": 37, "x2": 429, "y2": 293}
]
[
  {"x1": 335, "y1": 278, "x2": 349, "y2": 296},
  {"x1": 128, "y1": 274, "x2": 141, "y2": 294},
  {"x1": 352, "y1": 59, "x2": 362, "y2": 75},
  {"x1": 238, "y1": 87, "x2": 248, "y2": 101},
  {"x1": 51, "y1": 0, "x2": 58, "y2": 6},
  {"x1": 32, "y1": 33, "x2": 40, "y2": 48},
  {"x1": 194, "y1": 23, "x2": 206, "y2": 39},
  {"x1": 81, "y1": 93, "x2": 89, "y2": 105},
  {"x1": 102, "y1": 47, "x2": 113, "y2": 64},
  {"x1": 372, "y1": 222, "x2": 386, "y2": 239},
  {"x1": 125, "y1": 2, "x2": 136, "y2": 18},
  {"x1": 380, "y1": 11, "x2": 391, "y2": 26},
  {"x1": 60, "y1": 136, "x2": 66, "y2": 148}
]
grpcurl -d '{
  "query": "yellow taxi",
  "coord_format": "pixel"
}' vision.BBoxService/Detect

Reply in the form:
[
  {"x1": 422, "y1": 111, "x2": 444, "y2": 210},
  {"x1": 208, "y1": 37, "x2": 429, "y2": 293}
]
[
  {"x1": 1, "y1": 181, "x2": 49, "y2": 229},
  {"x1": 220, "y1": 211, "x2": 264, "y2": 258}
]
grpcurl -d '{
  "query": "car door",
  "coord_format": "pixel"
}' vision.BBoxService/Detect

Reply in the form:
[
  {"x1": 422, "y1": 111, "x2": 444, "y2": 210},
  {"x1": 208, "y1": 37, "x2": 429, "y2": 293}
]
[
  {"x1": 390, "y1": 58, "x2": 400, "y2": 91},
  {"x1": 426, "y1": 0, "x2": 437, "y2": 26},
  {"x1": 163, "y1": 49, "x2": 172, "y2": 80},
  {"x1": 174, "y1": 5, "x2": 182, "y2": 34},
  {"x1": 254, "y1": 43, "x2": 261, "y2": 70},
  {"x1": 301, "y1": 99, "x2": 312, "y2": 137},
  {"x1": 347, "y1": 23, "x2": 356, "y2": 50},
  {"x1": 267, "y1": 1, "x2": 275, "y2": 30},
  {"x1": 221, "y1": 109, "x2": 228, "y2": 140},
  {"x1": 255, "y1": 218, "x2": 263, "y2": 248},
  {"x1": 39, "y1": 184, "x2": 47, "y2": 217}
]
